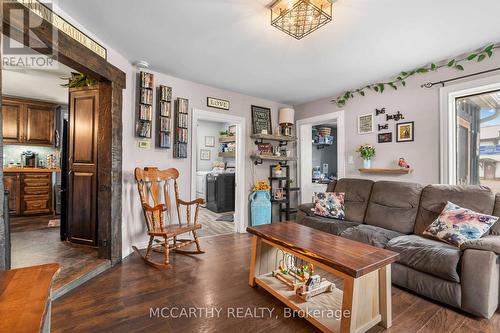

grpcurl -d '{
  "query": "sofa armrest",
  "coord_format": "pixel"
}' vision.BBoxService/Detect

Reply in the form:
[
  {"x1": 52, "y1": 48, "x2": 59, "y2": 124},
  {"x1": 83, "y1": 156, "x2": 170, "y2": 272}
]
[{"x1": 460, "y1": 235, "x2": 500, "y2": 255}]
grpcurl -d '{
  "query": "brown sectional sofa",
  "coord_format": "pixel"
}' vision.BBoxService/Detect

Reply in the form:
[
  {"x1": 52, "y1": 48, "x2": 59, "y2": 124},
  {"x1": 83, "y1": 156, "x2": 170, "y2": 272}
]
[{"x1": 296, "y1": 178, "x2": 500, "y2": 318}]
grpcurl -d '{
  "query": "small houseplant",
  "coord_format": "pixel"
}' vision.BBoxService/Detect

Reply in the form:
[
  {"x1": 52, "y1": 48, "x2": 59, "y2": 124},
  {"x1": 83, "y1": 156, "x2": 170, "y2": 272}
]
[{"x1": 356, "y1": 144, "x2": 376, "y2": 168}]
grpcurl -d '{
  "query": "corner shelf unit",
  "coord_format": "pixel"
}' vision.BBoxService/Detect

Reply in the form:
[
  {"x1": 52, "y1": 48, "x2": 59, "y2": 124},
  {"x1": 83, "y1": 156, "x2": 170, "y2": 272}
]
[
  {"x1": 136, "y1": 71, "x2": 154, "y2": 138},
  {"x1": 268, "y1": 164, "x2": 300, "y2": 222},
  {"x1": 157, "y1": 85, "x2": 172, "y2": 148},
  {"x1": 173, "y1": 98, "x2": 189, "y2": 158}
]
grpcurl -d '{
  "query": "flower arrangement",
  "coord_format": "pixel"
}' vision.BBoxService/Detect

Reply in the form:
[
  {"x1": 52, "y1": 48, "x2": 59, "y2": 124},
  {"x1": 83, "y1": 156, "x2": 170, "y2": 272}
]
[
  {"x1": 252, "y1": 180, "x2": 271, "y2": 192},
  {"x1": 356, "y1": 144, "x2": 376, "y2": 160}
]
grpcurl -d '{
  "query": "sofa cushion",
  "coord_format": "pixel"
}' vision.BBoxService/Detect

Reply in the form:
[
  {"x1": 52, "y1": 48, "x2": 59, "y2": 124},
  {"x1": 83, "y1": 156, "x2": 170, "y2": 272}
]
[
  {"x1": 312, "y1": 192, "x2": 345, "y2": 219},
  {"x1": 333, "y1": 178, "x2": 374, "y2": 223},
  {"x1": 387, "y1": 235, "x2": 462, "y2": 283},
  {"x1": 490, "y1": 193, "x2": 500, "y2": 235},
  {"x1": 298, "y1": 203, "x2": 315, "y2": 217},
  {"x1": 364, "y1": 181, "x2": 422, "y2": 234},
  {"x1": 298, "y1": 216, "x2": 359, "y2": 236},
  {"x1": 340, "y1": 225, "x2": 404, "y2": 248},
  {"x1": 414, "y1": 184, "x2": 495, "y2": 235}
]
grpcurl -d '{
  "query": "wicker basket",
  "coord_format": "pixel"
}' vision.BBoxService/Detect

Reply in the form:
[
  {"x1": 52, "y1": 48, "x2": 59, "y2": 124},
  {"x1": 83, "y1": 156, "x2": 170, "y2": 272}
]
[{"x1": 318, "y1": 127, "x2": 331, "y2": 137}]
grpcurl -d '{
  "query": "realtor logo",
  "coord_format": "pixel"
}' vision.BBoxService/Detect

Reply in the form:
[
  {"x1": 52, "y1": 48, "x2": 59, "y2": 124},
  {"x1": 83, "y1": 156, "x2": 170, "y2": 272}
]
[{"x1": 2, "y1": 0, "x2": 58, "y2": 69}]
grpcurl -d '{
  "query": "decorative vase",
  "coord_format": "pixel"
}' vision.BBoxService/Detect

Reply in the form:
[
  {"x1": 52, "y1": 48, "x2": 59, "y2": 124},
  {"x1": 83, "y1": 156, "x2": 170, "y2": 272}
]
[
  {"x1": 363, "y1": 159, "x2": 372, "y2": 169},
  {"x1": 250, "y1": 190, "x2": 272, "y2": 226}
]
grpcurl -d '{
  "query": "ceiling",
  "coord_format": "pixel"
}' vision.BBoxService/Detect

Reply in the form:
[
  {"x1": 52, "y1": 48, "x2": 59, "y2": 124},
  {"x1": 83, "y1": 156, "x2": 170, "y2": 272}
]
[{"x1": 58, "y1": 0, "x2": 500, "y2": 105}]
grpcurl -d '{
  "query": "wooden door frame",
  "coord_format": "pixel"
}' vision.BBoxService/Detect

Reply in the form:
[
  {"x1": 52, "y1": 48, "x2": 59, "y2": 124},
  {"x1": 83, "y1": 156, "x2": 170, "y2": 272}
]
[{"x1": 0, "y1": 2, "x2": 125, "y2": 268}]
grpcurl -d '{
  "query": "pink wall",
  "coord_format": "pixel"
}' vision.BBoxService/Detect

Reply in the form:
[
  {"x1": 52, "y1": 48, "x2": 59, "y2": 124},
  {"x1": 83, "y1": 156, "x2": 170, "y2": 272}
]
[{"x1": 295, "y1": 54, "x2": 500, "y2": 185}]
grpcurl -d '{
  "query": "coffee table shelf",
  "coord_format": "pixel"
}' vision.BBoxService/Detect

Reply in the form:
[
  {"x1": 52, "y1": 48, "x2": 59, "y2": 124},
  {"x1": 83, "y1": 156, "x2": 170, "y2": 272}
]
[{"x1": 256, "y1": 273, "x2": 343, "y2": 333}]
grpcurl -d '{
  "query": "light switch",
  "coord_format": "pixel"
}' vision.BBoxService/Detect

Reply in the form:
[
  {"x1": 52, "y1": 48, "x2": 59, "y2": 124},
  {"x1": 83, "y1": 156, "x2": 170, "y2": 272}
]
[{"x1": 348, "y1": 155, "x2": 354, "y2": 164}]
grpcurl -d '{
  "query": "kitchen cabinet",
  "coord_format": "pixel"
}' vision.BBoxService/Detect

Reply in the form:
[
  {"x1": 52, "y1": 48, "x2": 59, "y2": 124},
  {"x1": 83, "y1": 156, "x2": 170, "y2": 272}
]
[
  {"x1": 3, "y1": 173, "x2": 20, "y2": 215},
  {"x1": 1, "y1": 97, "x2": 57, "y2": 146},
  {"x1": 3, "y1": 170, "x2": 56, "y2": 216}
]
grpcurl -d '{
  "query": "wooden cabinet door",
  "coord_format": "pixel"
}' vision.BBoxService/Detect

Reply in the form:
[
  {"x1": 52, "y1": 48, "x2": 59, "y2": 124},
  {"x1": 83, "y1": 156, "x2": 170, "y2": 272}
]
[
  {"x1": 24, "y1": 103, "x2": 55, "y2": 145},
  {"x1": 3, "y1": 174, "x2": 21, "y2": 215},
  {"x1": 2, "y1": 100, "x2": 23, "y2": 143},
  {"x1": 67, "y1": 87, "x2": 99, "y2": 246}
]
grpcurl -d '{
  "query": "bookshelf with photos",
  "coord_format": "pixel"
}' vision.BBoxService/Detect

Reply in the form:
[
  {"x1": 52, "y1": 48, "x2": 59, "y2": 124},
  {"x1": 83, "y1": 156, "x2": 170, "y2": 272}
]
[
  {"x1": 136, "y1": 71, "x2": 154, "y2": 138},
  {"x1": 174, "y1": 97, "x2": 189, "y2": 158},
  {"x1": 157, "y1": 85, "x2": 172, "y2": 148}
]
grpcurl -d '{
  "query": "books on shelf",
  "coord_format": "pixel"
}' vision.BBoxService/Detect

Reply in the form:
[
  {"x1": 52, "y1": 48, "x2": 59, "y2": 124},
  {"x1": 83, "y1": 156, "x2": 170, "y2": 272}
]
[
  {"x1": 159, "y1": 85, "x2": 172, "y2": 101},
  {"x1": 137, "y1": 121, "x2": 151, "y2": 138},
  {"x1": 160, "y1": 101, "x2": 171, "y2": 117},
  {"x1": 176, "y1": 128, "x2": 188, "y2": 143},
  {"x1": 160, "y1": 117, "x2": 170, "y2": 132},
  {"x1": 140, "y1": 88, "x2": 153, "y2": 105},
  {"x1": 139, "y1": 104, "x2": 153, "y2": 121},
  {"x1": 159, "y1": 132, "x2": 170, "y2": 148},
  {"x1": 140, "y1": 72, "x2": 154, "y2": 89},
  {"x1": 174, "y1": 143, "x2": 187, "y2": 158},
  {"x1": 177, "y1": 112, "x2": 188, "y2": 128}
]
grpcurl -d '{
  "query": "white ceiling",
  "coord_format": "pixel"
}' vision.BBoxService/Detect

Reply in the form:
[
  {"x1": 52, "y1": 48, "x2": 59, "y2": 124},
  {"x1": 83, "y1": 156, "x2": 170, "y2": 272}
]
[{"x1": 58, "y1": 0, "x2": 500, "y2": 105}]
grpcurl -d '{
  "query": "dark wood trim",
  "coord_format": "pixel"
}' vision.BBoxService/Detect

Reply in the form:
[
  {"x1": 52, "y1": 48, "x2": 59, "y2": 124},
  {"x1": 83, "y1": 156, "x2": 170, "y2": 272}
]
[{"x1": 0, "y1": 2, "x2": 125, "y2": 268}]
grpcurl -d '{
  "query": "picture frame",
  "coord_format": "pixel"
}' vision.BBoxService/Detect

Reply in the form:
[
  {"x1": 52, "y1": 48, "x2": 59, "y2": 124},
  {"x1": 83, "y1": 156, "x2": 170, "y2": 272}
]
[
  {"x1": 378, "y1": 132, "x2": 392, "y2": 143},
  {"x1": 205, "y1": 136, "x2": 215, "y2": 147},
  {"x1": 357, "y1": 113, "x2": 374, "y2": 134},
  {"x1": 228, "y1": 125, "x2": 236, "y2": 135},
  {"x1": 251, "y1": 105, "x2": 272, "y2": 135},
  {"x1": 200, "y1": 149, "x2": 211, "y2": 160},
  {"x1": 396, "y1": 121, "x2": 414, "y2": 142},
  {"x1": 207, "y1": 97, "x2": 230, "y2": 110}
]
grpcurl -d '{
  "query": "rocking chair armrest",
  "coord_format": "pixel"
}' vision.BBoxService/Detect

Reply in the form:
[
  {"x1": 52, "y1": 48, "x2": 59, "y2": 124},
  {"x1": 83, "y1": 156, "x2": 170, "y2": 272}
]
[
  {"x1": 142, "y1": 203, "x2": 168, "y2": 212},
  {"x1": 178, "y1": 198, "x2": 205, "y2": 206}
]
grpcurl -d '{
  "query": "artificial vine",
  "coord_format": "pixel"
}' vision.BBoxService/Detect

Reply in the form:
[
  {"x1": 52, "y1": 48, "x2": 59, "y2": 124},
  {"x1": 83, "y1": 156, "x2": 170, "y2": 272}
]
[
  {"x1": 60, "y1": 72, "x2": 97, "y2": 88},
  {"x1": 332, "y1": 43, "x2": 500, "y2": 107}
]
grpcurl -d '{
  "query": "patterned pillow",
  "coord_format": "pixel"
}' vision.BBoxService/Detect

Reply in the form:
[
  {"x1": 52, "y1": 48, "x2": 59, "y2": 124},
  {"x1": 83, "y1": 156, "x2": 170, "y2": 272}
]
[
  {"x1": 311, "y1": 192, "x2": 345, "y2": 220},
  {"x1": 423, "y1": 201, "x2": 498, "y2": 247}
]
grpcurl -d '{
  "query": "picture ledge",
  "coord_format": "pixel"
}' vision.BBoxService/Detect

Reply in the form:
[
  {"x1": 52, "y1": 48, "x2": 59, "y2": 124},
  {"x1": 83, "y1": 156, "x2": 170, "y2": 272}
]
[{"x1": 359, "y1": 168, "x2": 413, "y2": 174}]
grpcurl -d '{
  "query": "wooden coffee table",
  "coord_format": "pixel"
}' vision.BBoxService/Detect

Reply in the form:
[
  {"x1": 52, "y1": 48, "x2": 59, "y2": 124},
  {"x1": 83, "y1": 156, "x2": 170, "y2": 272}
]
[{"x1": 247, "y1": 222, "x2": 399, "y2": 333}]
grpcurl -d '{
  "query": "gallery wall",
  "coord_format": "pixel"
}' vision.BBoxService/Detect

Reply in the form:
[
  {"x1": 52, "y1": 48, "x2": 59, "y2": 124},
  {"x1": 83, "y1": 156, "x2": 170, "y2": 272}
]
[{"x1": 295, "y1": 54, "x2": 500, "y2": 185}]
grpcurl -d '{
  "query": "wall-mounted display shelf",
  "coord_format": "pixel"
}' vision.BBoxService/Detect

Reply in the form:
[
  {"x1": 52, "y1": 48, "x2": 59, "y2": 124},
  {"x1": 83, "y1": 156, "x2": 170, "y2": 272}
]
[
  {"x1": 173, "y1": 98, "x2": 189, "y2": 158},
  {"x1": 251, "y1": 154, "x2": 297, "y2": 165},
  {"x1": 359, "y1": 168, "x2": 413, "y2": 174},
  {"x1": 157, "y1": 85, "x2": 172, "y2": 148},
  {"x1": 251, "y1": 134, "x2": 296, "y2": 146},
  {"x1": 219, "y1": 136, "x2": 236, "y2": 144},
  {"x1": 136, "y1": 71, "x2": 154, "y2": 138},
  {"x1": 218, "y1": 152, "x2": 235, "y2": 158}
]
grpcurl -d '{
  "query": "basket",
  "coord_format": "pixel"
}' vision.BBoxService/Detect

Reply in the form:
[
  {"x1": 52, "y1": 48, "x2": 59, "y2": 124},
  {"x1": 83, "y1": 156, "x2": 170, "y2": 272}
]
[{"x1": 318, "y1": 127, "x2": 331, "y2": 137}]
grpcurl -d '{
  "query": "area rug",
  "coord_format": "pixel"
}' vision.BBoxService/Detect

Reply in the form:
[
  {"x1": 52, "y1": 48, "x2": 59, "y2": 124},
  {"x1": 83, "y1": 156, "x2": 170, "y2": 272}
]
[
  {"x1": 216, "y1": 214, "x2": 234, "y2": 222},
  {"x1": 48, "y1": 219, "x2": 60, "y2": 227}
]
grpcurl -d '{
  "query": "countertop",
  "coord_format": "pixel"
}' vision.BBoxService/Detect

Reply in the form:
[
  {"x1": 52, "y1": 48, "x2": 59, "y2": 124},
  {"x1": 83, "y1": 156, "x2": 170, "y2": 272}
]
[{"x1": 3, "y1": 167, "x2": 61, "y2": 173}]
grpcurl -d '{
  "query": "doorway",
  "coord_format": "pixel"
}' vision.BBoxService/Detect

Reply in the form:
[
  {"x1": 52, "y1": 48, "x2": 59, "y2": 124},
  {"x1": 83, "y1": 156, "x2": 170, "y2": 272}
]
[
  {"x1": 297, "y1": 111, "x2": 345, "y2": 204},
  {"x1": 191, "y1": 109, "x2": 246, "y2": 234},
  {"x1": 0, "y1": 2, "x2": 125, "y2": 290}
]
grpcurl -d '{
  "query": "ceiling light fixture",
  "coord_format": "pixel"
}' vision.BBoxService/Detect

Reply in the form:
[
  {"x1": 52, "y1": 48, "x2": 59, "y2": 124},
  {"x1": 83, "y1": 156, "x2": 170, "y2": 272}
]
[{"x1": 270, "y1": 0, "x2": 333, "y2": 40}]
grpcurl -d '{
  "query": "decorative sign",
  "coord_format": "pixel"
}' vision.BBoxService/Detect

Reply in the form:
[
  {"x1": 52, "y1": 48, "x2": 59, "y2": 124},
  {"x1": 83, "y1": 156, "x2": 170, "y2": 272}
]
[
  {"x1": 386, "y1": 111, "x2": 405, "y2": 122},
  {"x1": 375, "y1": 108, "x2": 386, "y2": 116},
  {"x1": 251, "y1": 105, "x2": 272, "y2": 135},
  {"x1": 396, "y1": 121, "x2": 414, "y2": 142},
  {"x1": 15, "y1": 0, "x2": 107, "y2": 59},
  {"x1": 200, "y1": 149, "x2": 211, "y2": 160},
  {"x1": 357, "y1": 114, "x2": 374, "y2": 134},
  {"x1": 207, "y1": 97, "x2": 230, "y2": 110},
  {"x1": 378, "y1": 124, "x2": 388, "y2": 131}
]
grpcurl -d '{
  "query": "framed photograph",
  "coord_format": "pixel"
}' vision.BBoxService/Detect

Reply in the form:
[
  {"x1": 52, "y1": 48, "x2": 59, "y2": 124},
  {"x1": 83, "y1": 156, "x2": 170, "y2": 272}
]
[
  {"x1": 228, "y1": 125, "x2": 236, "y2": 135},
  {"x1": 205, "y1": 136, "x2": 215, "y2": 147},
  {"x1": 358, "y1": 114, "x2": 374, "y2": 134},
  {"x1": 251, "y1": 105, "x2": 272, "y2": 135},
  {"x1": 378, "y1": 132, "x2": 392, "y2": 143},
  {"x1": 200, "y1": 149, "x2": 211, "y2": 160},
  {"x1": 396, "y1": 121, "x2": 414, "y2": 142}
]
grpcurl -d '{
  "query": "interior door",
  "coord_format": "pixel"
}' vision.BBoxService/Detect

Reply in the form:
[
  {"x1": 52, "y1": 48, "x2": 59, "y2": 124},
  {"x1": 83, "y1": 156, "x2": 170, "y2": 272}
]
[
  {"x1": 24, "y1": 102, "x2": 55, "y2": 145},
  {"x1": 68, "y1": 87, "x2": 99, "y2": 246},
  {"x1": 2, "y1": 98, "x2": 22, "y2": 143}
]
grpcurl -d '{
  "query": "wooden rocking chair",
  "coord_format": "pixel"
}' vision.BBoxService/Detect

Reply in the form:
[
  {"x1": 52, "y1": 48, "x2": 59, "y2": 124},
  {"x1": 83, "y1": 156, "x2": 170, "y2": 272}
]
[{"x1": 133, "y1": 167, "x2": 205, "y2": 269}]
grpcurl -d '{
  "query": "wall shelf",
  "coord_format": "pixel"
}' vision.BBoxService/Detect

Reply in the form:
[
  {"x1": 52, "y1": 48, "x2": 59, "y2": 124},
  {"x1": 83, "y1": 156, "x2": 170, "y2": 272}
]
[
  {"x1": 359, "y1": 168, "x2": 413, "y2": 174},
  {"x1": 218, "y1": 151, "x2": 235, "y2": 158},
  {"x1": 251, "y1": 134, "x2": 296, "y2": 146},
  {"x1": 219, "y1": 136, "x2": 236, "y2": 143},
  {"x1": 251, "y1": 154, "x2": 297, "y2": 165}
]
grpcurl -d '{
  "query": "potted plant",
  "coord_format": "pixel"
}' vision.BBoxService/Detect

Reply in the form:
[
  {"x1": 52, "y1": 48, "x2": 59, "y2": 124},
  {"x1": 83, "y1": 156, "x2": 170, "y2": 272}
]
[{"x1": 356, "y1": 144, "x2": 376, "y2": 169}]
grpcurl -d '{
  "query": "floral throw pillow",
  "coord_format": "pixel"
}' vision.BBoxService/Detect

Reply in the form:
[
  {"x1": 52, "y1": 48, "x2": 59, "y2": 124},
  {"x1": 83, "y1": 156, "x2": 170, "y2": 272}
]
[
  {"x1": 311, "y1": 192, "x2": 345, "y2": 220},
  {"x1": 423, "y1": 201, "x2": 498, "y2": 247}
]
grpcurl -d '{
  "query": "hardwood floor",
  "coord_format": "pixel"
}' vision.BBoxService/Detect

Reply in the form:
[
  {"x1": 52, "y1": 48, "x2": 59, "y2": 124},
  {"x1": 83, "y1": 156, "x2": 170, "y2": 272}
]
[
  {"x1": 52, "y1": 233, "x2": 500, "y2": 333},
  {"x1": 10, "y1": 215, "x2": 107, "y2": 290}
]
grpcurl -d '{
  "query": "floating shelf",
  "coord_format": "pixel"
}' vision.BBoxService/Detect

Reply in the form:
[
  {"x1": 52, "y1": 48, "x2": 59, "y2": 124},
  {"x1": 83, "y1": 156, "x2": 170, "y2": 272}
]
[
  {"x1": 359, "y1": 168, "x2": 413, "y2": 174},
  {"x1": 251, "y1": 154, "x2": 297, "y2": 165},
  {"x1": 218, "y1": 151, "x2": 235, "y2": 158},
  {"x1": 219, "y1": 136, "x2": 236, "y2": 143},
  {"x1": 252, "y1": 134, "x2": 296, "y2": 146}
]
